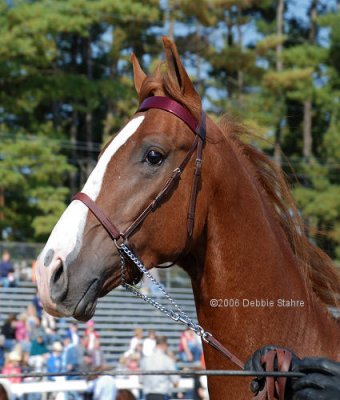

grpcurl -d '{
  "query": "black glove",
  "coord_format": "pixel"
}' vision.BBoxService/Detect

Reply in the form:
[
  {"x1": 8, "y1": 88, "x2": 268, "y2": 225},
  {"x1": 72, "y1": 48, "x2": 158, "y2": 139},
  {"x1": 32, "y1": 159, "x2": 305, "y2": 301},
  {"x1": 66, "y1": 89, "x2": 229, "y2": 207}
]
[
  {"x1": 291, "y1": 357, "x2": 340, "y2": 400},
  {"x1": 246, "y1": 346, "x2": 340, "y2": 400}
]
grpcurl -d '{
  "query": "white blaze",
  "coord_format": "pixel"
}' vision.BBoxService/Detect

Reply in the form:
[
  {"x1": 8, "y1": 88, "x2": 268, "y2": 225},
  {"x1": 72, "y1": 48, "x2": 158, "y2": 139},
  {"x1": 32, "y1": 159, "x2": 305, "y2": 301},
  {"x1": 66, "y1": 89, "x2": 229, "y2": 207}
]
[{"x1": 39, "y1": 116, "x2": 145, "y2": 264}]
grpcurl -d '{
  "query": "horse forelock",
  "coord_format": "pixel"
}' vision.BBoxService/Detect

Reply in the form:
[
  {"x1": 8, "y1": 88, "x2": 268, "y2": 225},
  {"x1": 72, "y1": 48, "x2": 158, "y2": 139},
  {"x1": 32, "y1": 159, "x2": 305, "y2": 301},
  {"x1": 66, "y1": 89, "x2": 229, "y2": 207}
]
[{"x1": 218, "y1": 115, "x2": 340, "y2": 312}]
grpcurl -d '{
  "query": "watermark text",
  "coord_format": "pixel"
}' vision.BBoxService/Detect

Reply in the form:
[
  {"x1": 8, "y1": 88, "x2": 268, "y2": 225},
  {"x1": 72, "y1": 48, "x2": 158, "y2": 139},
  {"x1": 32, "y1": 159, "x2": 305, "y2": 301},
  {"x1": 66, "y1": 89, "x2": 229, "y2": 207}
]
[{"x1": 209, "y1": 298, "x2": 305, "y2": 308}]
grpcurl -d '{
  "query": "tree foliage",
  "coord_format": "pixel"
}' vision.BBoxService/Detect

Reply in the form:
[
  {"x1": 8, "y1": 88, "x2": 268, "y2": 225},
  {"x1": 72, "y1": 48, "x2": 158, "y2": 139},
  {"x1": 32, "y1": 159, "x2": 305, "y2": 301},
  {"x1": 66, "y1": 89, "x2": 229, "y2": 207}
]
[{"x1": 0, "y1": 0, "x2": 339, "y2": 261}]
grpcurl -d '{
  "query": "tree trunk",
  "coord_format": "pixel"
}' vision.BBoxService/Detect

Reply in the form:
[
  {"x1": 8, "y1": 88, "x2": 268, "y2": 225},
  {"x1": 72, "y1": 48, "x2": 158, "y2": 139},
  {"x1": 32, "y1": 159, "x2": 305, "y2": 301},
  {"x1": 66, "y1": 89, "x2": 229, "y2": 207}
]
[
  {"x1": 166, "y1": 0, "x2": 175, "y2": 40},
  {"x1": 195, "y1": 21, "x2": 203, "y2": 95},
  {"x1": 303, "y1": 99, "x2": 312, "y2": 160},
  {"x1": 85, "y1": 31, "x2": 94, "y2": 178},
  {"x1": 274, "y1": 0, "x2": 284, "y2": 166},
  {"x1": 236, "y1": 6, "x2": 244, "y2": 106},
  {"x1": 225, "y1": 11, "x2": 235, "y2": 99},
  {"x1": 0, "y1": 188, "x2": 4, "y2": 226},
  {"x1": 70, "y1": 34, "x2": 79, "y2": 195},
  {"x1": 103, "y1": 28, "x2": 119, "y2": 141},
  {"x1": 276, "y1": 0, "x2": 284, "y2": 73},
  {"x1": 303, "y1": 0, "x2": 318, "y2": 162},
  {"x1": 70, "y1": 109, "x2": 78, "y2": 195}
]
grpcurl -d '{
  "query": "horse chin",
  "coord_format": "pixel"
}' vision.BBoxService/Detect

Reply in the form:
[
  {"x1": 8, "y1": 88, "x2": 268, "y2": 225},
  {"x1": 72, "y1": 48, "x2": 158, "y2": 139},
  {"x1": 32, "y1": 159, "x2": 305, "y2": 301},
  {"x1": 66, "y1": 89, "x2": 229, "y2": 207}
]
[{"x1": 72, "y1": 279, "x2": 100, "y2": 321}]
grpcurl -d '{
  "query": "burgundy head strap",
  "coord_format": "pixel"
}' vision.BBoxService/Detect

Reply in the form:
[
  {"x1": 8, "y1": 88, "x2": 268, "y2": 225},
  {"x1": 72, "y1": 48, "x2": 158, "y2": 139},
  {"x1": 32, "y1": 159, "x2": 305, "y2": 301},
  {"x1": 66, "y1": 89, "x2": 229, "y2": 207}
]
[{"x1": 138, "y1": 96, "x2": 206, "y2": 140}]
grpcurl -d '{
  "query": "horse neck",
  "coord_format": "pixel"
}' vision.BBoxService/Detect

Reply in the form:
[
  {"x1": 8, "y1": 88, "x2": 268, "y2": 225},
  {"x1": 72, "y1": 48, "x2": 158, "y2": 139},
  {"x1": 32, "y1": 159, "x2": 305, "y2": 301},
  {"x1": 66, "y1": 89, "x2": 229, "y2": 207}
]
[{"x1": 184, "y1": 121, "x2": 339, "y2": 370}]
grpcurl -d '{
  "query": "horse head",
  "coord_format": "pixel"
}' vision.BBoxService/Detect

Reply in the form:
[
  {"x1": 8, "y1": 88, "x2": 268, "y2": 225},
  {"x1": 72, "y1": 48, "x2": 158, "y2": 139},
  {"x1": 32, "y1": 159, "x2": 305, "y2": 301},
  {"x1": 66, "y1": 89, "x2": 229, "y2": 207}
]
[{"x1": 35, "y1": 38, "x2": 209, "y2": 321}]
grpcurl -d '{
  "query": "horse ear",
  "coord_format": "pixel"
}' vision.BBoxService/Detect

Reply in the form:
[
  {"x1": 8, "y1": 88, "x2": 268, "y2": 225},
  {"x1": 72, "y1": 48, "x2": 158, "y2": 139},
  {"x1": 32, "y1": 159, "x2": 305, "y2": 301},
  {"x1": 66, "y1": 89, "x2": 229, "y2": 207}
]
[
  {"x1": 131, "y1": 52, "x2": 146, "y2": 95},
  {"x1": 162, "y1": 36, "x2": 199, "y2": 99}
]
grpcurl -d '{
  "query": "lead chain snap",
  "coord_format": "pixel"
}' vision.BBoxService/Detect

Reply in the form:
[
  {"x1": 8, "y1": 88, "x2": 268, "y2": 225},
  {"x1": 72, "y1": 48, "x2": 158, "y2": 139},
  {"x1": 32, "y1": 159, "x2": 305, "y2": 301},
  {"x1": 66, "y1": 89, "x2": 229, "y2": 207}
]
[
  {"x1": 114, "y1": 235, "x2": 125, "y2": 249},
  {"x1": 201, "y1": 331, "x2": 212, "y2": 343}
]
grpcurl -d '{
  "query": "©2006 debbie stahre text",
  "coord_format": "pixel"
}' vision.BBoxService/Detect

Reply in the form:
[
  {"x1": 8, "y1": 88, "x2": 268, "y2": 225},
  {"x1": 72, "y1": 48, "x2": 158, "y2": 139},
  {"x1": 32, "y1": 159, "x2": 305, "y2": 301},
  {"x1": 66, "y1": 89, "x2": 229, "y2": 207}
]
[{"x1": 209, "y1": 298, "x2": 305, "y2": 308}]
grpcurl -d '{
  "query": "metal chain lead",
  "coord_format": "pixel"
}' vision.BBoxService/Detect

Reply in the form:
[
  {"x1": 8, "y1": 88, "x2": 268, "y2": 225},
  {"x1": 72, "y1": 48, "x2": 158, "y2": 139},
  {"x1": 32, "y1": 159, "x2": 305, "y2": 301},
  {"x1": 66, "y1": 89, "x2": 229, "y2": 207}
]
[{"x1": 119, "y1": 243, "x2": 209, "y2": 340}]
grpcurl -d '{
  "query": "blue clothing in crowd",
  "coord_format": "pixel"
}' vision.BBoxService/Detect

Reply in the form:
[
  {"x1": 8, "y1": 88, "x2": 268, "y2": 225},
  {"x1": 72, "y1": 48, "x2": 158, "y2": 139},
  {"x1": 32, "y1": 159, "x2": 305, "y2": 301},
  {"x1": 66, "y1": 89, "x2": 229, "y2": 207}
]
[
  {"x1": 0, "y1": 260, "x2": 13, "y2": 278},
  {"x1": 62, "y1": 343, "x2": 82, "y2": 374},
  {"x1": 47, "y1": 354, "x2": 63, "y2": 379}
]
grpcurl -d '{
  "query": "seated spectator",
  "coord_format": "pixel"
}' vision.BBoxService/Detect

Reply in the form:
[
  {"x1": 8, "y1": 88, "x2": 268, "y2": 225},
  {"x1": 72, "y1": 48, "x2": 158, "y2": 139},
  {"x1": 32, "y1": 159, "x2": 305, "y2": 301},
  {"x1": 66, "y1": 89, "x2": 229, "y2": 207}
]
[
  {"x1": 141, "y1": 336, "x2": 179, "y2": 400},
  {"x1": 61, "y1": 336, "x2": 84, "y2": 400},
  {"x1": 62, "y1": 336, "x2": 82, "y2": 375},
  {"x1": 126, "y1": 353, "x2": 140, "y2": 372},
  {"x1": 15, "y1": 313, "x2": 30, "y2": 354},
  {"x1": 32, "y1": 290, "x2": 43, "y2": 319},
  {"x1": 0, "y1": 251, "x2": 16, "y2": 288},
  {"x1": 117, "y1": 355, "x2": 129, "y2": 373},
  {"x1": 1, "y1": 350, "x2": 22, "y2": 384},
  {"x1": 143, "y1": 330, "x2": 156, "y2": 357},
  {"x1": 26, "y1": 303, "x2": 40, "y2": 339},
  {"x1": 45, "y1": 327, "x2": 62, "y2": 346},
  {"x1": 90, "y1": 338, "x2": 105, "y2": 369},
  {"x1": 41, "y1": 309, "x2": 56, "y2": 333},
  {"x1": 1, "y1": 314, "x2": 17, "y2": 353},
  {"x1": 83, "y1": 320, "x2": 100, "y2": 352},
  {"x1": 128, "y1": 328, "x2": 143, "y2": 355},
  {"x1": 67, "y1": 322, "x2": 80, "y2": 345},
  {"x1": 178, "y1": 327, "x2": 202, "y2": 363},
  {"x1": 87, "y1": 365, "x2": 117, "y2": 400},
  {"x1": 0, "y1": 335, "x2": 5, "y2": 369},
  {"x1": 47, "y1": 342, "x2": 63, "y2": 380},
  {"x1": 29, "y1": 330, "x2": 49, "y2": 372}
]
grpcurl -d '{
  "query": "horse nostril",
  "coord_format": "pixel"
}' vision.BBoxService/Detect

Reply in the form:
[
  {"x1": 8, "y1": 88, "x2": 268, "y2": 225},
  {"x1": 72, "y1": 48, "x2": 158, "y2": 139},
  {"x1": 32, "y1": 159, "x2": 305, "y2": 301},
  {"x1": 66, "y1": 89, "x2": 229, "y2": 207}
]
[
  {"x1": 50, "y1": 259, "x2": 68, "y2": 303},
  {"x1": 53, "y1": 261, "x2": 64, "y2": 284}
]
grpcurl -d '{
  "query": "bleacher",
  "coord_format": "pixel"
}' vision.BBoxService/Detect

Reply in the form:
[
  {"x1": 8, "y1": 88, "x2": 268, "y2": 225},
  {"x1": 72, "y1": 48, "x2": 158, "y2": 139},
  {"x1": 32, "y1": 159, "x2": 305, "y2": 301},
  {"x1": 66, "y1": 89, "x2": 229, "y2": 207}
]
[{"x1": 0, "y1": 282, "x2": 197, "y2": 365}]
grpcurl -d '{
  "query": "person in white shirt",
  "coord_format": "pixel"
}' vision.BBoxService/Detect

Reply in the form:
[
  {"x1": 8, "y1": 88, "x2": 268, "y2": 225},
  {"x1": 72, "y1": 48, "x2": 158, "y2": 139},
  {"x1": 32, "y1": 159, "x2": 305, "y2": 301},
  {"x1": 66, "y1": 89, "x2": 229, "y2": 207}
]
[
  {"x1": 93, "y1": 375, "x2": 117, "y2": 400},
  {"x1": 128, "y1": 328, "x2": 143, "y2": 355},
  {"x1": 142, "y1": 330, "x2": 156, "y2": 357},
  {"x1": 141, "y1": 336, "x2": 179, "y2": 400}
]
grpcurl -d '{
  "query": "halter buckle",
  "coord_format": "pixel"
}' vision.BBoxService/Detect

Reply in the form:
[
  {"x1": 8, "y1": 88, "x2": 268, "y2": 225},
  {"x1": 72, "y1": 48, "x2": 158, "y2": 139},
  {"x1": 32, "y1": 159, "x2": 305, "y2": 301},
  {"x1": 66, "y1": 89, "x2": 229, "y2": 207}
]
[{"x1": 114, "y1": 235, "x2": 126, "y2": 250}]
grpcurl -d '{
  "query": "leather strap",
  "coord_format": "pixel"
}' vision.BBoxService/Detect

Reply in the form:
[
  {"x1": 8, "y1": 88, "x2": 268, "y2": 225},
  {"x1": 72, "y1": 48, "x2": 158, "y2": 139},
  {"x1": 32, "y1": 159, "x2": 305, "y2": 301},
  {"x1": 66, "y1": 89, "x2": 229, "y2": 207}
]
[
  {"x1": 276, "y1": 349, "x2": 292, "y2": 399},
  {"x1": 254, "y1": 349, "x2": 293, "y2": 400},
  {"x1": 138, "y1": 96, "x2": 205, "y2": 139},
  {"x1": 187, "y1": 137, "x2": 203, "y2": 237},
  {"x1": 73, "y1": 192, "x2": 121, "y2": 240},
  {"x1": 205, "y1": 335, "x2": 245, "y2": 369}
]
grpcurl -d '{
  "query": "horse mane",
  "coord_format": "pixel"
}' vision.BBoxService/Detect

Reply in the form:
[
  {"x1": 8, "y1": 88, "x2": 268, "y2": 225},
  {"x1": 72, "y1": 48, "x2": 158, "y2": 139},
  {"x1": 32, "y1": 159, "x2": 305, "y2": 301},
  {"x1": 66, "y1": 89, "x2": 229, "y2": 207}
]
[{"x1": 139, "y1": 66, "x2": 340, "y2": 310}]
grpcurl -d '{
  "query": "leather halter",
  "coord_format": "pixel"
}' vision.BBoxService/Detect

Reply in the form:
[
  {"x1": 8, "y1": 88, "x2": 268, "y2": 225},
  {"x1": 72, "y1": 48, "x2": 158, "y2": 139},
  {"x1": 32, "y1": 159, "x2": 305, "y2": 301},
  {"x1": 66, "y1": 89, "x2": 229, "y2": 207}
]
[{"x1": 74, "y1": 96, "x2": 205, "y2": 243}]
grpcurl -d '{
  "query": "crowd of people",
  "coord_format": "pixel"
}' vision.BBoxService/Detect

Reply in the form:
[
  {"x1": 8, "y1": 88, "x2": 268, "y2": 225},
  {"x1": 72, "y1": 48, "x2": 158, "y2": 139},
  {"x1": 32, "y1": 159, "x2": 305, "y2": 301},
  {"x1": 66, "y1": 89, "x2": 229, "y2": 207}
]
[
  {"x1": 0, "y1": 295, "x2": 205, "y2": 399},
  {"x1": 0, "y1": 296, "x2": 109, "y2": 394},
  {"x1": 0, "y1": 249, "x2": 206, "y2": 399}
]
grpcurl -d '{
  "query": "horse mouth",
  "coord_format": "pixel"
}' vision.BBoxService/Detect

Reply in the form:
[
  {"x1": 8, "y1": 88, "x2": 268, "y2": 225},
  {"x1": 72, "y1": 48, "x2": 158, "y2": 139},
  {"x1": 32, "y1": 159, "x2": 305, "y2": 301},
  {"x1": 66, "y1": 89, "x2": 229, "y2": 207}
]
[{"x1": 73, "y1": 279, "x2": 99, "y2": 321}]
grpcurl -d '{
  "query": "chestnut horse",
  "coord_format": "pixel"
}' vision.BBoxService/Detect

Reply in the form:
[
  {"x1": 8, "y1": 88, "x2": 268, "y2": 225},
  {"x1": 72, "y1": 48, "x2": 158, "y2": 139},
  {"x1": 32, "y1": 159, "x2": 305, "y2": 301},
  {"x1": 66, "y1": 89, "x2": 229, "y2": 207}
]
[{"x1": 36, "y1": 38, "x2": 340, "y2": 399}]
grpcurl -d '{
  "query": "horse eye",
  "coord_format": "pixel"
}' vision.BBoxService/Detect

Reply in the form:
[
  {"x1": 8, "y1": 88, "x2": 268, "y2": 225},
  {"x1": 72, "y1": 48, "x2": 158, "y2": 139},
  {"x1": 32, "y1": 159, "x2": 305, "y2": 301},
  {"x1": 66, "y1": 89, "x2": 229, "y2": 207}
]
[{"x1": 145, "y1": 150, "x2": 164, "y2": 166}]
